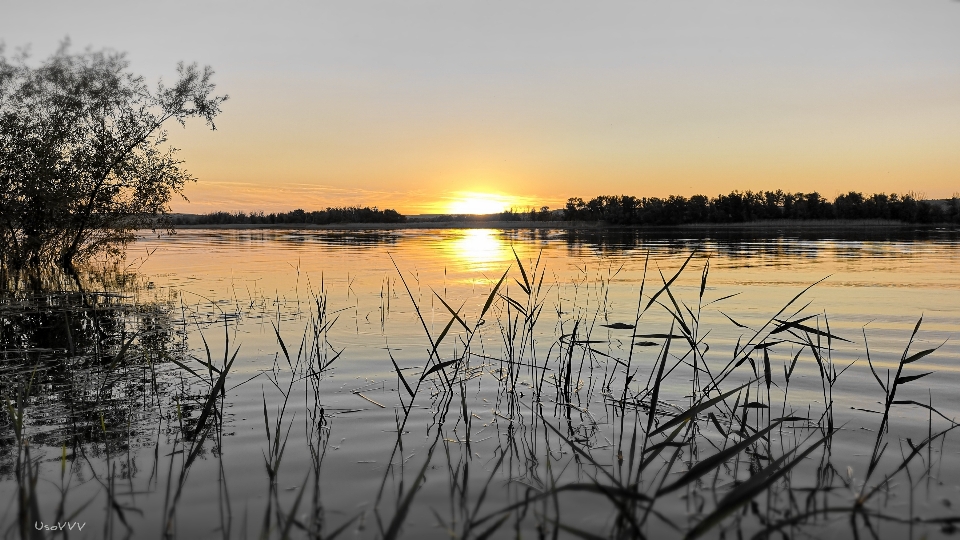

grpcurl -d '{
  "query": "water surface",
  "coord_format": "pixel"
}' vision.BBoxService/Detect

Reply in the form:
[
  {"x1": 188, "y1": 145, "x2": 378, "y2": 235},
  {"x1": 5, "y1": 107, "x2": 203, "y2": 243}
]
[{"x1": 3, "y1": 228, "x2": 959, "y2": 539}]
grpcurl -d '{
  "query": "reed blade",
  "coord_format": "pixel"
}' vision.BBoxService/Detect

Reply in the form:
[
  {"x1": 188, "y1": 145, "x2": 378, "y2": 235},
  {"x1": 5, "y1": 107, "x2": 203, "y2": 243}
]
[
  {"x1": 651, "y1": 382, "x2": 751, "y2": 437},
  {"x1": 686, "y1": 433, "x2": 830, "y2": 539}
]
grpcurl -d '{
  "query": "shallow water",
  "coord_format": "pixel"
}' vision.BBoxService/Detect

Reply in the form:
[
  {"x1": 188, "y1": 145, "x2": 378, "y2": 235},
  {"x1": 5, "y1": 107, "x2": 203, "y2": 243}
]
[{"x1": 3, "y1": 228, "x2": 960, "y2": 539}]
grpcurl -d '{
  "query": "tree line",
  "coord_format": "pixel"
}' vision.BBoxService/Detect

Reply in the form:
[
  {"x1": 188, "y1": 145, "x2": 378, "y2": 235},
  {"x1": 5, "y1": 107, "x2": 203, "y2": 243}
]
[
  {"x1": 560, "y1": 191, "x2": 960, "y2": 225},
  {"x1": 173, "y1": 207, "x2": 405, "y2": 225},
  {"x1": 179, "y1": 191, "x2": 960, "y2": 227}
]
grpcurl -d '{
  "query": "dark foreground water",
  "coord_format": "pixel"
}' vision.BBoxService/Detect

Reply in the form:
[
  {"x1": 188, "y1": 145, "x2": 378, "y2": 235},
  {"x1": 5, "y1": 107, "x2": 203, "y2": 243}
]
[{"x1": 2, "y1": 228, "x2": 959, "y2": 539}]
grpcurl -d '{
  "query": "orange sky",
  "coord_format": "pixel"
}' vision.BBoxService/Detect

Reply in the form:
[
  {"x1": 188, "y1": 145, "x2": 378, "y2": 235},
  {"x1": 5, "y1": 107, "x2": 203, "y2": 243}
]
[{"x1": 5, "y1": 1, "x2": 960, "y2": 214}]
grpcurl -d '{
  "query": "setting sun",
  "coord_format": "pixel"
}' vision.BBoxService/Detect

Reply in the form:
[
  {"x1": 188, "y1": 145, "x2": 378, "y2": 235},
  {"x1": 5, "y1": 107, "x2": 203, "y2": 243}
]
[{"x1": 445, "y1": 192, "x2": 516, "y2": 215}]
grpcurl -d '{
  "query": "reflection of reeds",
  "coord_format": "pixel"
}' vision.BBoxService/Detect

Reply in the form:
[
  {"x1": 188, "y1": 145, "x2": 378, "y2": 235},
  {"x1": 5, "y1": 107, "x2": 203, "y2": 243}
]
[
  {"x1": 2, "y1": 255, "x2": 959, "y2": 538},
  {"x1": 376, "y1": 251, "x2": 959, "y2": 539},
  {"x1": 0, "y1": 267, "x2": 186, "y2": 538}
]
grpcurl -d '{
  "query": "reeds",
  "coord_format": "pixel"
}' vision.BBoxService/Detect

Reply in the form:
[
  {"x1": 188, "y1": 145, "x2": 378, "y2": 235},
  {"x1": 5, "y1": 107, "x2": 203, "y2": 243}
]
[
  {"x1": 1, "y1": 253, "x2": 957, "y2": 539},
  {"x1": 372, "y1": 250, "x2": 959, "y2": 538}
]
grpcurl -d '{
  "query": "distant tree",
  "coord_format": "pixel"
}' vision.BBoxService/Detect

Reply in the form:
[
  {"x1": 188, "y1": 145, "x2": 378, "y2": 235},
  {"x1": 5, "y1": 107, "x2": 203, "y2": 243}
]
[
  {"x1": 564, "y1": 198, "x2": 587, "y2": 220},
  {"x1": 0, "y1": 41, "x2": 226, "y2": 272},
  {"x1": 562, "y1": 189, "x2": 957, "y2": 226},
  {"x1": 175, "y1": 206, "x2": 406, "y2": 226}
]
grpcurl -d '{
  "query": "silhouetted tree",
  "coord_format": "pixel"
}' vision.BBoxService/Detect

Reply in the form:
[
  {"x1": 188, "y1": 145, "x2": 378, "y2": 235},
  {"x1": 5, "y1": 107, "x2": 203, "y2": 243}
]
[
  {"x1": 0, "y1": 41, "x2": 226, "y2": 272},
  {"x1": 175, "y1": 206, "x2": 406, "y2": 225},
  {"x1": 561, "y1": 190, "x2": 958, "y2": 225}
]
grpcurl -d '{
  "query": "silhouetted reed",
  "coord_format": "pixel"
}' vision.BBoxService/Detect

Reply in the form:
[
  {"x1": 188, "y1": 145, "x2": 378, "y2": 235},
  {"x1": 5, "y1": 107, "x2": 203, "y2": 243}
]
[
  {"x1": 1, "y1": 253, "x2": 957, "y2": 539},
  {"x1": 373, "y1": 251, "x2": 958, "y2": 538}
]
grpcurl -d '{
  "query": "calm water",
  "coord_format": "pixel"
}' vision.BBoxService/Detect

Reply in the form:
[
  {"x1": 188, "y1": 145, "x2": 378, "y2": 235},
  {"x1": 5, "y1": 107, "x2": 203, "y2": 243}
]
[{"x1": 3, "y1": 228, "x2": 959, "y2": 539}]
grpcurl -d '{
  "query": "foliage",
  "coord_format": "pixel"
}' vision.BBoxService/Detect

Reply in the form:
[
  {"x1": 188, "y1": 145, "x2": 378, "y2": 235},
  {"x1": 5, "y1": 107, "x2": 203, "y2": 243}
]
[
  {"x1": 0, "y1": 41, "x2": 226, "y2": 271},
  {"x1": 175, "y1": 206, "x2": 406, "y2": 225},
  {"x1": 564, "y1": 190, "x2": 960, "y2": 225},
  {"x1": 497, "y1": 205, "x2": 562, "y2": 221},
  {"x1": 176, "y1": 191, "x2": 960, "y2": 227}
]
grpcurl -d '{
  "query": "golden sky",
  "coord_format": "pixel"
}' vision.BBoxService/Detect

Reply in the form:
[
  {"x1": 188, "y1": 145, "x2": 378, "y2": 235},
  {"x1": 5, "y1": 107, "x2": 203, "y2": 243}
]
[{"x1": 4, "y1": 1, "x2": 960, "y2": 214}]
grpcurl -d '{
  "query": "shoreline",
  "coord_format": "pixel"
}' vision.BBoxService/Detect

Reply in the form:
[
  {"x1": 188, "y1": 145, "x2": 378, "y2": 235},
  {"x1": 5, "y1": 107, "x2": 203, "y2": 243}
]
[{"x1": 169, "y1": 219, "x2": 958, "y2": 232}]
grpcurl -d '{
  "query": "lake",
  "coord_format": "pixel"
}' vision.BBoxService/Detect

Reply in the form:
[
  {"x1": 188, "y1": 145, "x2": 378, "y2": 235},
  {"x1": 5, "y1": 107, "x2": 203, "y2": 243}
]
[{"x1": 2, "y1": 227, "x2": 959, "y2": 539}]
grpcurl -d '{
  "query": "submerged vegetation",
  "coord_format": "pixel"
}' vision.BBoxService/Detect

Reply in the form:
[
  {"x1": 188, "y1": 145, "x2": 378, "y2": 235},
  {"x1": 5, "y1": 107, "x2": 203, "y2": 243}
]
[{"x1": 0, "y1": 250, "x2": 957, "y2": 538}]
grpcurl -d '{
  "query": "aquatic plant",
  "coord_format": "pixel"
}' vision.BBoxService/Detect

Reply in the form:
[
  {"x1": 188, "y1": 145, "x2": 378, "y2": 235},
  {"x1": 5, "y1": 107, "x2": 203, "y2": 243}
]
[{"x1": 0, "y1": 253, "x2": 957, "y2": 538}]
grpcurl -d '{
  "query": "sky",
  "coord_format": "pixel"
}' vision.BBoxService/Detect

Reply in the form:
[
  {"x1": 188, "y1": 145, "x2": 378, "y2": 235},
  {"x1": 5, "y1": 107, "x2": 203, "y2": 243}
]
[{"x1": 2, "y1": 1, "x2": 959, "y2": 214}]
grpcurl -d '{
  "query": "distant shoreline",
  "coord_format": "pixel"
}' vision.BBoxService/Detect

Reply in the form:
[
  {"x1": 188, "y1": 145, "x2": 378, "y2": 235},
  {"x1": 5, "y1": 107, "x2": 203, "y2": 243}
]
[{"x1": 170, "y1": 219, "x2": 958, "y2": 232}]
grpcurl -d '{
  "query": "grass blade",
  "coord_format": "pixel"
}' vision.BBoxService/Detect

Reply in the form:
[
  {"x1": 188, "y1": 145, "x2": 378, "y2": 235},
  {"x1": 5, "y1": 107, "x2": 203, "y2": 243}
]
[
  {"x1": 513, "y1": 247, "x2": 530, "y2": 293},
  {"x1": 896, "y1": 372, "x2": 933, "y2": 385},
  {"x1": 646, "y1": 326, "x2": 673, "y2": 434},
  {"x1": 658, "y1": 419, "x2": 788, "y2": 496},
  {"x1": 686, "y1": 433, "x2": 830, "y2": 539},
  {"x1": 384, "y1": 442, "x2": 437, "y2": 540},
  {"x1": 432, "y1": 291, "x2": 470, "y2": 332},
  {"x1": 479, "y1": 267, "x2": 510, "y2": 321},
  {"x1": 643, "y1": 251, "x2": 697, "y2": 313},
  {"x1": 902, "y1": 348, "x2": 936, "y2": 364},
  {"x1": 388, "y1": 349, "x2": 414, "y2": 398},
  {"x1": 651, "y1": 382, "x2": 751, "y2": 437},
  {"x1": 420, "y1": 357, "x2": 461, "y2": 381}
]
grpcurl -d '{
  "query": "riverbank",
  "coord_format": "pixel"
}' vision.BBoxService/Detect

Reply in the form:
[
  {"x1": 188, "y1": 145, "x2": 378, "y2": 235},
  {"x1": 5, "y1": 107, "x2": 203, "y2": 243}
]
[{"x1": 171, "y1": 219, "x2": 958, "y2": 232}]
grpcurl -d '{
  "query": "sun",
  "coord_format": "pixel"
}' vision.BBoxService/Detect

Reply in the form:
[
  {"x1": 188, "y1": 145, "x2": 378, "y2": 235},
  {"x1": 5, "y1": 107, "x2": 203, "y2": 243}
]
[{"x1": 445, "y1": 192, "x2": 514, "y2": 215}]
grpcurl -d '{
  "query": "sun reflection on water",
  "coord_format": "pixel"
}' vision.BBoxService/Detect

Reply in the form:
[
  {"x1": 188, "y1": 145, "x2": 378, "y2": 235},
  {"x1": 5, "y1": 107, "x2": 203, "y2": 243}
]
[{"x1": 446, "y1": 229, "x2": 511, "y2": 271}]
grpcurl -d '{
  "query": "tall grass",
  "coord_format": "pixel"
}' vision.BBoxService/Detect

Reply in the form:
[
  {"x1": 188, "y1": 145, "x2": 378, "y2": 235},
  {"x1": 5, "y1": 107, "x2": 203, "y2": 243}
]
[
  {"x1": 375, "y1": 251, "x2": 958, "y2": 538},
  {"x1": 1, "y1": 254, "x2": 957, "y2": 538}
]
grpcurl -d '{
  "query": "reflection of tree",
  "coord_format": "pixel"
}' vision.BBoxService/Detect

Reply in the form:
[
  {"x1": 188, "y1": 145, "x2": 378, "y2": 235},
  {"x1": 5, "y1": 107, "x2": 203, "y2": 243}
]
[
  {"x1": 557, "y1": 228, "x2": 959, "y2": 261},
  {"x1": 0, "y1": 274, "x2": 183, "y2": 472}
]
